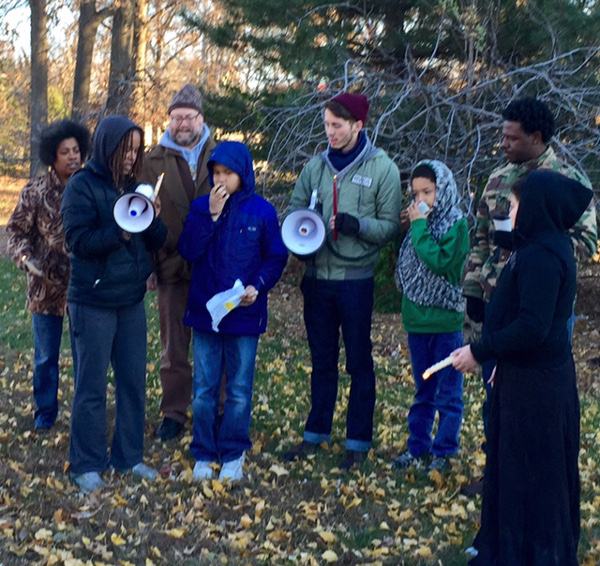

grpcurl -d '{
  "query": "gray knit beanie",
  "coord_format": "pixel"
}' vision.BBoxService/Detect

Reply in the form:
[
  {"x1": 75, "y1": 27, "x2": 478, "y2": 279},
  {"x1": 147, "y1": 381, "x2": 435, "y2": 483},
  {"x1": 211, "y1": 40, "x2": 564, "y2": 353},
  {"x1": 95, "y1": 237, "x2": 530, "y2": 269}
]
[{"x1": 168, "y1": 84, "x2": 204, "y2": 115}]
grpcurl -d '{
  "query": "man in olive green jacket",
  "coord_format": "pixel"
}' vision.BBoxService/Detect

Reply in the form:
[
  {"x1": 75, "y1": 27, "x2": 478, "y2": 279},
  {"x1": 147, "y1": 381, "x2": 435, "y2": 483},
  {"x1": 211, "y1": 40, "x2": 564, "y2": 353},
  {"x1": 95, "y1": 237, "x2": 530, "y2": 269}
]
[
  {"x1": 281, "y1": 93, "x2": 402, "y2": 470},
  {"x1": 140, "y1": 84, "x2": 217, "y2": 440}
]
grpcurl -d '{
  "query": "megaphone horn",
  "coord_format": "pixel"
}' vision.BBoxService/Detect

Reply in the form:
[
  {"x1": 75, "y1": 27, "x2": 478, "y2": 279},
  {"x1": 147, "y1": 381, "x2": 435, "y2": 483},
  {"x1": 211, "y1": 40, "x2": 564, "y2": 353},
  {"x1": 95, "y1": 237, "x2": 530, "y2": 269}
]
[
  {"x1": 113, "y1": 183, "x2": 156, "y2": 233},
  {"x1": 281, "y1": 208, "x2": 326, "y2": 256}
]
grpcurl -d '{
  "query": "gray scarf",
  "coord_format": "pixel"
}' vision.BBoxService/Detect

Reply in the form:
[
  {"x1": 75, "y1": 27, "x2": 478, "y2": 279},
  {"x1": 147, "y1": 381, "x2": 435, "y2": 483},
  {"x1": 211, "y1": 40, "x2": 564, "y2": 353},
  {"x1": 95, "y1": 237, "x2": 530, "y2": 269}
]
[{"x1": 396, "y1": 160, "x2": 465, "y2": 313}]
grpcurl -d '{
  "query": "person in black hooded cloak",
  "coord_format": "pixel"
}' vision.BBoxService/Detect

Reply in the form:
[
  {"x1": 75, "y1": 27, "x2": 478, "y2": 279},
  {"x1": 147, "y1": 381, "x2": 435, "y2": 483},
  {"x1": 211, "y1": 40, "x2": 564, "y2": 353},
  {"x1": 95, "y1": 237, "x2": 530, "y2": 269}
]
[{"x1": 451, "y1": 169, "x2": 593, "y2": 565}]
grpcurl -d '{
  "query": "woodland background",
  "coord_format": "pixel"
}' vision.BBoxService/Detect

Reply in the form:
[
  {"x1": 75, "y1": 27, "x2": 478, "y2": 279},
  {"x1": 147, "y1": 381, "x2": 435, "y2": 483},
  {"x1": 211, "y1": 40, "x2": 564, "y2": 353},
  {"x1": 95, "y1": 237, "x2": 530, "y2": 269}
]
[{"x1": 1, "y1": 1, "x2": 600, "y2": 564}]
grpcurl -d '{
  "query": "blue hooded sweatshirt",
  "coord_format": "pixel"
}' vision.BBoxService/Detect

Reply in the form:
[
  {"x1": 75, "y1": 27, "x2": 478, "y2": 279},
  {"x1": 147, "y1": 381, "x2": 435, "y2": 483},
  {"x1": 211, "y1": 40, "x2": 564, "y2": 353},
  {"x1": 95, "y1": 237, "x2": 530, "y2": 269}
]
[
  {"x1": 177, "y1": 141, "x2": 288, "y2": 335},
  {"x1": 61, "y1": 115, "x2": 167, "y2": 308}
]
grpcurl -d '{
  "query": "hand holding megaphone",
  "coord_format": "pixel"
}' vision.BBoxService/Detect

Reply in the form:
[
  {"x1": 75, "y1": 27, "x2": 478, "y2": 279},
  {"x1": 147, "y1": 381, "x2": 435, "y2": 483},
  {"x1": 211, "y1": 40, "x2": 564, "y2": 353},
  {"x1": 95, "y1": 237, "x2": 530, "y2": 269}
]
[
  {"x1": 281, "y1": 189, "x2": 326, "y2": 256},
  {"x1": 113, "y1": 173, "x2": 164, "y2": 233}
]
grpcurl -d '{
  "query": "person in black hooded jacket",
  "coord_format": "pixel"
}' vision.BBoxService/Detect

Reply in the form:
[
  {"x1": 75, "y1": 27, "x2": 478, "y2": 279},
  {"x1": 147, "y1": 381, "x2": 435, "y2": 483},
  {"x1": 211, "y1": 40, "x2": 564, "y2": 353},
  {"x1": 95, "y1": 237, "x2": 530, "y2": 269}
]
[
  {"x1": 61, "y1": 115, "x2": 167, "y2": 493},
  {"x1": 451, "y1": 169, "x2": 592, "y2": 565}
]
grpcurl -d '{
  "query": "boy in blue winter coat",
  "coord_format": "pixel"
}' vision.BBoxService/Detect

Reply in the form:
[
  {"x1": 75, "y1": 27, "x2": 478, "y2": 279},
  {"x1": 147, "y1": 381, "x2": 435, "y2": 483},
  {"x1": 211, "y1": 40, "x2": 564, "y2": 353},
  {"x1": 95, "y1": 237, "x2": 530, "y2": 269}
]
[
  {"x1": 393, "y1": 160, "x2": 469, "y2": 473},
  {"x1": 178, "y1": 141, "x2": 288, "y2": 481}
]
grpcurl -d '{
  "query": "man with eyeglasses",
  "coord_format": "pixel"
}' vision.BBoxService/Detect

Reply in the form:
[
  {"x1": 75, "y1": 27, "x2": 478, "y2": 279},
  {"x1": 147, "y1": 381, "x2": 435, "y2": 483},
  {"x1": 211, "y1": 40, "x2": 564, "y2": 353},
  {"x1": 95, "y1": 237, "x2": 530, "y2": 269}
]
[{"x1": 140, "y1": 83, "x2": 217, "y2": 441}]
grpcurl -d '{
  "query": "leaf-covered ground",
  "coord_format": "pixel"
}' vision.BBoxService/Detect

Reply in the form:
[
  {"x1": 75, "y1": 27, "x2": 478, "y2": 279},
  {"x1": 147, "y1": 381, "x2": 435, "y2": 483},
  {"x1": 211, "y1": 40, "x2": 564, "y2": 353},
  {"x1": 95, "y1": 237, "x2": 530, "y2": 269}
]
[
  {"x1": 0, "y1": 177, "x2": 599, "y2": 565},
  {"x1": 1, "y1": 256, "x2": 600, "y2": 566}
]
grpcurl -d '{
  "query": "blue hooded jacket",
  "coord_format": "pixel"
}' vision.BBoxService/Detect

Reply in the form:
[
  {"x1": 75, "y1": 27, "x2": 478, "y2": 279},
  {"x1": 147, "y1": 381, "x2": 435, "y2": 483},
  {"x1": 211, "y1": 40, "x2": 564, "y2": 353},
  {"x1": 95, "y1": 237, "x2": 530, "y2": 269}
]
[
  {"x1": 177, "y1": 141, "x2": 288, "y2": 334},
  {"x1": 61, "y1": 115, "x2": 167, "y2": 308}
]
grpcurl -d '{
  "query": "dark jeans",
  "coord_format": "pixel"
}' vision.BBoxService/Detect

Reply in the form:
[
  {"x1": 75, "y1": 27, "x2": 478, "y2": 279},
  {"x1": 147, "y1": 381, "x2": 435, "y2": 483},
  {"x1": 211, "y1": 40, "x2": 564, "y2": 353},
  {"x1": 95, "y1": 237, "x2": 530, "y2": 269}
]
[
  {"x1": 301, "y1": 276, "x2": 375, "y2": 452},
  {"x1": 407, "y1": 332, "x2": 464, "y2": 457},
  {"x1": 68, "y1": 301, "x2": 148, "y2": 474},
  {"x1": 32, "y1": 314, "x2": 63, "y2": 429}
]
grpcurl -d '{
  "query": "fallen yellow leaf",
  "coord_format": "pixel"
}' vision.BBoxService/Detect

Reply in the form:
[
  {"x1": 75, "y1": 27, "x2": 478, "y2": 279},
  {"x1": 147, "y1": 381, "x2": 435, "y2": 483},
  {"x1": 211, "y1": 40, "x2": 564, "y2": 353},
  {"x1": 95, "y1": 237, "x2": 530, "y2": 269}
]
[
  {"x1": 268, "y1": 464, "x2": 289, "y2": 477},
  {"x1": 318, "y1": 530, "x2": 336, "y2": 543},
  {"x1": 322, "y1": 549, "x2": 338, "y2": 563},
  {"x1": 110, "y1": 533, "x2": 126, "y2": 546}
]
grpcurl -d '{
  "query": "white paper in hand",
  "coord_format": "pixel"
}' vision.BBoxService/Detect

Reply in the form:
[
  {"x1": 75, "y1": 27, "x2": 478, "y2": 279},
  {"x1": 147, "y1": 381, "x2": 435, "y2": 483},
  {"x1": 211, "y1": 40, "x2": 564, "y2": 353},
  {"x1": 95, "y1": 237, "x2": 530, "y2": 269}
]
[{"x1": 206, "y1": 279, "x2": 245, "y2": 332}]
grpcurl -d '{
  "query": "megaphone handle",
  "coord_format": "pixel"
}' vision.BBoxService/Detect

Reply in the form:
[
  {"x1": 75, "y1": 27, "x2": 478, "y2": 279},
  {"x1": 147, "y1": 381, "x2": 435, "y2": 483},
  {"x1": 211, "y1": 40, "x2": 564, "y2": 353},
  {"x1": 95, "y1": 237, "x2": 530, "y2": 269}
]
[{"x1": 332, "y1": 175, "x2": 338, "y2": 242}]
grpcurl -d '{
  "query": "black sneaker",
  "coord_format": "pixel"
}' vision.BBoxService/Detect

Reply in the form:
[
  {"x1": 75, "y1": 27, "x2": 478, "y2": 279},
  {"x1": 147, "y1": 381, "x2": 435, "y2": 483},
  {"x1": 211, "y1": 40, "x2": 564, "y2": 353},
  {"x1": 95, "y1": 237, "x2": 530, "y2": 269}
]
[
  {"x1": 281, "y1": 440, "x2": 319, "y2": 462},
  {"x1": 337, "y1": 450, "x2": 368, "y2": 472},
  {"x1": 155, "y1": 417, "x2": 184, "y2": 441}
]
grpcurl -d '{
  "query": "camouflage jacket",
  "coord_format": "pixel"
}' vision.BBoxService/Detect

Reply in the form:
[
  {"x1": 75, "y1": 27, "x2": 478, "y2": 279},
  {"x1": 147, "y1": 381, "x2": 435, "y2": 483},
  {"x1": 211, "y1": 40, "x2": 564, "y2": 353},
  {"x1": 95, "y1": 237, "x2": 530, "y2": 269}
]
[
  {"x1": 6, "y1": 170, "x2": 70, "y2": 316},
  {"x1": 463, "y1": 146, "x2": 597, "y2": 302}
]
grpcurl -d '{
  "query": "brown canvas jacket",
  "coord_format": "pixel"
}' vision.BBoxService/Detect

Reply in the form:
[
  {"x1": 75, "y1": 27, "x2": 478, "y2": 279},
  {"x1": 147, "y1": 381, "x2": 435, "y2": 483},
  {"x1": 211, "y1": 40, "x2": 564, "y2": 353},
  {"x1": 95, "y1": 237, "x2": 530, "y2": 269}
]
[{"x1": 139, "y1": 137, "x2": 216, "y2": 283}]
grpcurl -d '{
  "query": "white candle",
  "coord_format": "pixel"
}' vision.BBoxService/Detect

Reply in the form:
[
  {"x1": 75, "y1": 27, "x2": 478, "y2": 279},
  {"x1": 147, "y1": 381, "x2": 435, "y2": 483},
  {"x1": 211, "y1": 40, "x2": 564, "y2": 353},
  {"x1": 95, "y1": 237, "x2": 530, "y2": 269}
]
[
  {"x1": 422, "y1": 355, "x2": 454, "y2": 380},
  {"x1": 21, "y1": 255, "x2": 43, "y2": 277}
]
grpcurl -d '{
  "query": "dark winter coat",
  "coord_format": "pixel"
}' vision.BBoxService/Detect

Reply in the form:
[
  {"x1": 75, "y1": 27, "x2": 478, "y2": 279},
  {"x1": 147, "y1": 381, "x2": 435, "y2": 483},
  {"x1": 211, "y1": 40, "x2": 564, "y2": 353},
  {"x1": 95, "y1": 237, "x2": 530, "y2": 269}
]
[
  {"x1": 61, "y1": 115, "x2": 167, "y2": 309},
  {"x1": 177, "y1": 141, "x2": 288, "y2": 335}
]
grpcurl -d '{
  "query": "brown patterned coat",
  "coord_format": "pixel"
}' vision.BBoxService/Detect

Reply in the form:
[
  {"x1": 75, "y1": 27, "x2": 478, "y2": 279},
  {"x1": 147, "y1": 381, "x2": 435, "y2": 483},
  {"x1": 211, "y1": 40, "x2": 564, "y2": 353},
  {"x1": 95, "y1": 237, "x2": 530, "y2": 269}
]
[{"x1": 6, "y1": 169, "x2": 70, "y2": 316}]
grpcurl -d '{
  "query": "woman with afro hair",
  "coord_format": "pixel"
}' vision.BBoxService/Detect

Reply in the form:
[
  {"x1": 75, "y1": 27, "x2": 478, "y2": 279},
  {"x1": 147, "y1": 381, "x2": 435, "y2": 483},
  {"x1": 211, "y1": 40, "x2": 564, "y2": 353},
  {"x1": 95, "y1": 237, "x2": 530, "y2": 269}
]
[{"x1": 7, "y1": 119, "x2": 90, "y2": 430}]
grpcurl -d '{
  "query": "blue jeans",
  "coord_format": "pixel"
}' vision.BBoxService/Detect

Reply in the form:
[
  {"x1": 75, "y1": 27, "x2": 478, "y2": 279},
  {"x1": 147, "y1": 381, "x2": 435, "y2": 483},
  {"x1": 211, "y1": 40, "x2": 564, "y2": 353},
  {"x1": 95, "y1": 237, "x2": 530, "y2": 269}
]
[
  {"x1": 190, "y1": 330, "x2": 259, "y2": 463},
  {"x1": 32, "y1": 314, "x2": 63, "y2": 429},
  {"x1": 69, "y1": 301, "x2": 148, "y2": 474},
  {"x1": 407, "y1": 332, "x2": 464, "y2": 457},
  {"x1": 301, "y1": 276, "x2": 375, "y2": 452}
]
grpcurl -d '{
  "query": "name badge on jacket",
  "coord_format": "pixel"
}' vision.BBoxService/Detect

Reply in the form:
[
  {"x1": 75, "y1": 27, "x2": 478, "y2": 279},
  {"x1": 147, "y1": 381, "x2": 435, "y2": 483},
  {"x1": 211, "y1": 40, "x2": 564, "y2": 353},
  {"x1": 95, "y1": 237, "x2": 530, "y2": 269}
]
[{"x1": 352, "y1": 174, "x2": 373, "y2": 188}]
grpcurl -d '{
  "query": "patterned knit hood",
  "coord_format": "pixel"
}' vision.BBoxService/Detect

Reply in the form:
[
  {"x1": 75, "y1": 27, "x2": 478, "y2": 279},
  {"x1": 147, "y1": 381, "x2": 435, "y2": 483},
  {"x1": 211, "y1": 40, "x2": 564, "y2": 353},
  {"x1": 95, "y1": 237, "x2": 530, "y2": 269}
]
[
  {"x1": 396, "y1": 159, "x2": 465, "y2": 312},
  {"x1": 413, "y1": 159, "x2": 463, "y2": 239}
]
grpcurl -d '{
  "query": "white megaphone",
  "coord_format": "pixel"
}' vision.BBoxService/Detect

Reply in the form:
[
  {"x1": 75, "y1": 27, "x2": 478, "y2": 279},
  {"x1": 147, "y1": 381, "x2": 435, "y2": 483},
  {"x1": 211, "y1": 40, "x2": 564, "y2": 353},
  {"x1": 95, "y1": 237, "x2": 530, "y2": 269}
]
[
  {"x1": 281, "y1": 189, "x2": 326, "y2": 256},
  {"x1": 113, "y1": 173, "x2": 164, "y2": 233}
]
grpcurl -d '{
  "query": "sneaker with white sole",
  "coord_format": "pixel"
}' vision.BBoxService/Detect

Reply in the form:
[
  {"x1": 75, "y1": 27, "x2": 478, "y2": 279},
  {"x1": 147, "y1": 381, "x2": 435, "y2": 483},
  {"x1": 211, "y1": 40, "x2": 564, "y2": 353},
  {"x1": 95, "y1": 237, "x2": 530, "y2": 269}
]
[
  {"x1": 219, "y1": 453, "x2": 245, "y2": 482},
  {"x1": 428, "y1": 456, "x2": 451, "y2": 473},
  {"x1": 71, "y1": 471, "x2": 106, "y2": 493},
  {"x1": 465, "y1": 546, "x2": 478, "y2": 558},
  {"x1": 131, "y1": 462, "x2": 158, "y2": 480},
  {"x1": 193, "y1": 460, "x2": 215, "y2": 480},
  {"x1": 392, "y1": 451, "x2": 426, "y2": 470}
]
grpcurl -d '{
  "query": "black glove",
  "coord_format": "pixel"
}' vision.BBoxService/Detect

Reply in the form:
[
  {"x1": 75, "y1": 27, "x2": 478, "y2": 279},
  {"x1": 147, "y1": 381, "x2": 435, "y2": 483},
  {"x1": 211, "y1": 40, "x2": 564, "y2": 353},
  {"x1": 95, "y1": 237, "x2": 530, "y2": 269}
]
[
  {"x1": 335, "y1": 212, "x2": 360, "y2": 236},
  {"x1": 466, "y1": 296, "x2": 486, "y2": 324},
  {"x1": 493, "y1": 229, "x2": 513, "y2": 251}
]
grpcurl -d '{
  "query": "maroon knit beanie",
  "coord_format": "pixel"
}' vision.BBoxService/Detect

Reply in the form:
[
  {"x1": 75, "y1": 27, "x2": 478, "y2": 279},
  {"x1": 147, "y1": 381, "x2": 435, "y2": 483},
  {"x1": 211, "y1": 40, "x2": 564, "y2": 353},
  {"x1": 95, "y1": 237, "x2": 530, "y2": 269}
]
[
  {"x1": 168, "y1": 84, "x2": 204, "y2": 115},
  {"x1": 330, "y1": 93, "x2": 369, "y2": 123}
]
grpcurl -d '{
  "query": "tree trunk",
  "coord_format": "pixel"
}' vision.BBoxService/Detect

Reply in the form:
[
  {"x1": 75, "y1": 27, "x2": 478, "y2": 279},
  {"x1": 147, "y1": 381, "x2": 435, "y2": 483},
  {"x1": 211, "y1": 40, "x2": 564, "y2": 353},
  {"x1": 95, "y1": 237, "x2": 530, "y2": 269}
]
[
  {"x1": 131, "y1": 0, "x2": 149, "y2": 126},
  {"x1": 29, "y1": 0, "x2": 48, "y2": 178},
  {"x1": 106, "y1": 0, "x2": 136, "y2": 115},
  {"x1": 72, "y1": 1, "x2": 112, "y2": 121}
]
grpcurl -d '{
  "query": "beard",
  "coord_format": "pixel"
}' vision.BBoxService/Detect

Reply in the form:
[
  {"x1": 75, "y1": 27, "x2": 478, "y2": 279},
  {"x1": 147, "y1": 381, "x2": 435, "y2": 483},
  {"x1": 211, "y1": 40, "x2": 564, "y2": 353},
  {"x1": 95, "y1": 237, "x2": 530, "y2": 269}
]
[{"x1": 171, "y1": 127, "x2": 202, "y2": 148}]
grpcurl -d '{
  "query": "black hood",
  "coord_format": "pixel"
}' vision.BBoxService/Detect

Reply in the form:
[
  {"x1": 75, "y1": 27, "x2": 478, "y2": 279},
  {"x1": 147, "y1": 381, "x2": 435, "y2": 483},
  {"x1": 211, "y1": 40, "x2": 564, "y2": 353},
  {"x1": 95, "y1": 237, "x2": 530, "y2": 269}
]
[
  {"x1": 513, "y1": 169, "x2": 592, "y2": 249},
  {"x1": 89, "y1": 115, "x2": 142, "y2": 180}
]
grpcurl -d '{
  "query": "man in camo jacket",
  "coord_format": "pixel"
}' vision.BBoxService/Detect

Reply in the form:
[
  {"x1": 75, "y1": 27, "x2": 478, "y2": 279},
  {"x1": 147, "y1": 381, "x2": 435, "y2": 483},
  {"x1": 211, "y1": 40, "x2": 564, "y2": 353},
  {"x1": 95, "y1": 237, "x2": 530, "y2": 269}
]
[{"x1": 460, "y1": 97, "x2": 597, "y2": 496}]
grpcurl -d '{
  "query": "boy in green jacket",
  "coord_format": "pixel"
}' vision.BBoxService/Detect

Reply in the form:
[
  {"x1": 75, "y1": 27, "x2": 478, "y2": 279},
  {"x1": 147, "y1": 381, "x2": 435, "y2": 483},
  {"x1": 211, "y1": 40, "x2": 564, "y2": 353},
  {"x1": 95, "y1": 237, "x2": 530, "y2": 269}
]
[{"x1": 393, "y1": 160, "x2": 469, "y2": 473}]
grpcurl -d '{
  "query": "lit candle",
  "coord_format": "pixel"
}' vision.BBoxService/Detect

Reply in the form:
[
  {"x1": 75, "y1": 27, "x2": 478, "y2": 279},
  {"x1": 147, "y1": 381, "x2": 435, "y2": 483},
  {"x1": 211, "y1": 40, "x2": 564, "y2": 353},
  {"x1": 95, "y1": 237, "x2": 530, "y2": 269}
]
[{"x1": 422, "y1": 355, "x2": 454, "y2": 380}]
